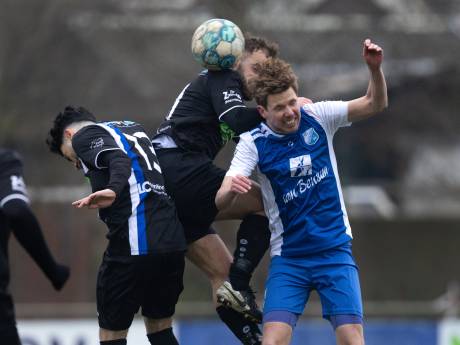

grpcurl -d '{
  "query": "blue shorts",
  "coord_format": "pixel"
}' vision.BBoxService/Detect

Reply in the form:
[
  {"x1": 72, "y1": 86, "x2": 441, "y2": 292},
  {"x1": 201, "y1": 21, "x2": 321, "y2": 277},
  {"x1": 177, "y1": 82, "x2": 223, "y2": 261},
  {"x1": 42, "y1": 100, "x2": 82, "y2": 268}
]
[{"x1": 263, "y1": 243, "x2": 363, "y2": 321}]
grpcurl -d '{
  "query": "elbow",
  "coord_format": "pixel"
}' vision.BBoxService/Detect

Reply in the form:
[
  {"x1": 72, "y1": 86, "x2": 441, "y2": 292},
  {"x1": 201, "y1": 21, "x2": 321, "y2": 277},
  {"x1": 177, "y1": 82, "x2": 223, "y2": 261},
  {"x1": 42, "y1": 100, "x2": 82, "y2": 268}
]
[
  {"x1": 370, "y1": 96, "x2": 388, "y2": 115},
  {"x1": 375, "y1": 101, "x2": 388, "y2": 113},
  {"x1": 215, "y1": 190, "x2": 225, "y2": 211},
  {"x1": 380, "y1": 95, "x2": 389, "y2": 111}
]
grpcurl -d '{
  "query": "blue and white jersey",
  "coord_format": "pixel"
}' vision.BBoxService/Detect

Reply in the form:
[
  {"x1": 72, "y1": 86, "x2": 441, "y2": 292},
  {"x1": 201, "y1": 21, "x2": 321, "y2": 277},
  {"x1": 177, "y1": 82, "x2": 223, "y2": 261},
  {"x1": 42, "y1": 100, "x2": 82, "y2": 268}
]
[{"x1": 227, "y1": 101, "x2": 352, "y2": 257}]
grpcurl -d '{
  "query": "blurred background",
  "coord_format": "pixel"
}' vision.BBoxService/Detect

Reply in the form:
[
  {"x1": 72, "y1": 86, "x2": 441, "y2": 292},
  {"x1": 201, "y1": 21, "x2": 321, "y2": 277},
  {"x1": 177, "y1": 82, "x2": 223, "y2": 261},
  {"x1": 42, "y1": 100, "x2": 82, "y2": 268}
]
[{"x1": 1, "y1": 0, "x2": 460, "y2": 344}]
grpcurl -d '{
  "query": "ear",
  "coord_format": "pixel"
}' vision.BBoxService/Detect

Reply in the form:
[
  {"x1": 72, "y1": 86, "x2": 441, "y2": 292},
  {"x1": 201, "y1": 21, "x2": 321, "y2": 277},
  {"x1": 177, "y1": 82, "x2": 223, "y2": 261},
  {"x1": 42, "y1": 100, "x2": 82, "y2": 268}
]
[
  {"x1": 257, "y1": 105, "x2": 268, "y2": 120},
  {"x1": 63, "y1": 128, "x2": 73, "y2": 140}
]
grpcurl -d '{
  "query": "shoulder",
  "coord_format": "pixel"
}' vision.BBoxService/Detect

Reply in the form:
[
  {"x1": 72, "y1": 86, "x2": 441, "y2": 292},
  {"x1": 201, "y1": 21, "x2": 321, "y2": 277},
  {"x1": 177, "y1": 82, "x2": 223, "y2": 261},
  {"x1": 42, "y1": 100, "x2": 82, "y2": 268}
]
[
  {"x1": 0, "y1": 150, "x2": 23, "y2": 176},
  {"x1": 72, "y1": 125, "x2": 108, "y2": 144},
  {"x1": 208, "y1": 68, "x2": 239, "y2": 79},
  {"x1": 207, "y1": 69, "x2": 241, "y2": 86},
  {"x1": 302, "y1": 101, "x2": 348, "y2": 116},
  {"x1": 240, "y1": 131, "x2": 254, "y2": 143},
  {"x1": 0, "y1": 149, "x2": 23, "y2": 168},
  {"x1": 301, "y1": 101, "x2": 348, "y2": 123}
]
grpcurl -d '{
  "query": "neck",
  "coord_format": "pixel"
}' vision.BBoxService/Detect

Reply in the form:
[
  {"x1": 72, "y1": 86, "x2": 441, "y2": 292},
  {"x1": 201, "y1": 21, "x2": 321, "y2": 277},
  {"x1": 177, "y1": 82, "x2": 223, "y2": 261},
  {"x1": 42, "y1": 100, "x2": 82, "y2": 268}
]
[{"x1": 68, "y1": 121, "x2": 94, "y2": 133}]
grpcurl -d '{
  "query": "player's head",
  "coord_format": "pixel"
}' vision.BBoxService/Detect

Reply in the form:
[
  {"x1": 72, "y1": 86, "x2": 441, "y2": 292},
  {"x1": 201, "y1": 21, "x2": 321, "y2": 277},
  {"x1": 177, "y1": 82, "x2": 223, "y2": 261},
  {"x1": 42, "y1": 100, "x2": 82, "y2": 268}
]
[
  {"x1": 235, "y1": 34, "x2": 279, "y2": 99},
  {"x1": 46, "y1": 106, "x2": 96, "y2": 168},
  {"x1": 251, "y1": 58, "x2": 300, "y2": 134}
]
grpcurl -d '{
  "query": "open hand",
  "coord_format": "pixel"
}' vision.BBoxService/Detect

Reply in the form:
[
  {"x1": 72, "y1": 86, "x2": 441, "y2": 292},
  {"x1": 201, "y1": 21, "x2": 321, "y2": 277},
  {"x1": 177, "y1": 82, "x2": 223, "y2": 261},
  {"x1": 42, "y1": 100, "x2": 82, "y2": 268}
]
[
  {"x1": 231, "y1": 175, "x2": 252, "y2": 194},
  {"x1": 72, "y1": 189, "x2": 116, "y2": 209}
]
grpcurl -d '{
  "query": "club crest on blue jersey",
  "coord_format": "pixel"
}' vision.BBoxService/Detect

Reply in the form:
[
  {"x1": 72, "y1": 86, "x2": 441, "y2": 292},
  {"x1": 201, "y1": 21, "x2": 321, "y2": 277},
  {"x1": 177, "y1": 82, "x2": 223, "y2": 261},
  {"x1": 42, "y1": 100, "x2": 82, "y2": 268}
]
[
  {"x1": 303, "y1": 127, "x2": 319, "y2": 146},
  {"x1": 289, "y1": 155, "x2": 312, "y2": 177}
]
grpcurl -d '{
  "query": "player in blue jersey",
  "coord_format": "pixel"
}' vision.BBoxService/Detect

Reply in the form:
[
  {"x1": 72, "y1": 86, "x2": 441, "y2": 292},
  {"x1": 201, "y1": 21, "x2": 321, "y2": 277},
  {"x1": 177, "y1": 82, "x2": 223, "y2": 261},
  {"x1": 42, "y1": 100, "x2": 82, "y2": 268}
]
[
  {"x1": 215, "y1": 39, "x2": 388, "y2": 345},
  {"x1": 47, "y1": 107, "x2": 186, "y2": 345}
]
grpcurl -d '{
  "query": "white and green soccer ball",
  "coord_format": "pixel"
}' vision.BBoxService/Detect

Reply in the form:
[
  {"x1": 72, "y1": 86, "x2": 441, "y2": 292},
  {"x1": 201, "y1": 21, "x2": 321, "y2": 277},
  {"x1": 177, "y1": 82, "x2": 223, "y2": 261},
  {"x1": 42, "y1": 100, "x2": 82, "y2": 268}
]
[{"x1": 191, "y1": 18, "x2": 245, "y2": 71}]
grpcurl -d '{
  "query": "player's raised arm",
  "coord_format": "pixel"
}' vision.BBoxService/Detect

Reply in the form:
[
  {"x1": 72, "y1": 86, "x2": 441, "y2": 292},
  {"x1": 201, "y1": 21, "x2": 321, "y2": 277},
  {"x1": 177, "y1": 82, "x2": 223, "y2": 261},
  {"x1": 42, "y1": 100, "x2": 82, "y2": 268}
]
[{"x1": 347, "y1": 39, "x2": 388, "y2": 122}]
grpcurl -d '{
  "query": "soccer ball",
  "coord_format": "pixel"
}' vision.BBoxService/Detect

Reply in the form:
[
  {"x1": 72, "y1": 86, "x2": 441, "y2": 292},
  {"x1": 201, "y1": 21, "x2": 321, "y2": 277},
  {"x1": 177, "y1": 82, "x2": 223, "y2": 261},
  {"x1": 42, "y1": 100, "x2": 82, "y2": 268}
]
[{"x1": 191, "y1": 18, "x2": 245, "y2": 71}]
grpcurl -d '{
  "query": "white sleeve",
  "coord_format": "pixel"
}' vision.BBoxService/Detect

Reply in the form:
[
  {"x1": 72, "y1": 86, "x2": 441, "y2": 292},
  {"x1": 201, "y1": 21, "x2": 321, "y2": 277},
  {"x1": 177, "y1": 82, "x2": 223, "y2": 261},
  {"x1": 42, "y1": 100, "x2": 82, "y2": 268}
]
[
  {"x1": 226, "y1": 132, "x2": 259, "y2": 177},
  {"x1": 302, "y1": 101, "x2": 350, "y2": 137}
]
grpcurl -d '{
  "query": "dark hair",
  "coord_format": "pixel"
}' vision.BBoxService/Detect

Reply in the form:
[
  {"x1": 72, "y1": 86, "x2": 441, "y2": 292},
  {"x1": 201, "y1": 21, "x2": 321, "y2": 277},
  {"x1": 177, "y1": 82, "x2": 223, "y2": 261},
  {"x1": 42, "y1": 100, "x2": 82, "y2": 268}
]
[
  {"x1": 250, "y1": 58, "x2": 298, "y2": 108},
  {"x1": 244, "y1": 33, "x2": 279, "y2": 58},
  {"x1": 46, "y1": 106, "x2": 96, "y2": 155}
]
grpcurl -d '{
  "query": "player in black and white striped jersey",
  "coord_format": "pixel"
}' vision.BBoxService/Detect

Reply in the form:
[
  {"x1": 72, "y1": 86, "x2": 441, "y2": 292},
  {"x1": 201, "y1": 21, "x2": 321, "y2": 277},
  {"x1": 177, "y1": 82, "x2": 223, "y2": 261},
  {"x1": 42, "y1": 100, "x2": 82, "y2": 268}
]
[
  {"x1": 0, "y1": 148, "x2": 69, "y2": 345},
  {"x1": 47, "y1": 106, "x2": 186, "y2": 345}
]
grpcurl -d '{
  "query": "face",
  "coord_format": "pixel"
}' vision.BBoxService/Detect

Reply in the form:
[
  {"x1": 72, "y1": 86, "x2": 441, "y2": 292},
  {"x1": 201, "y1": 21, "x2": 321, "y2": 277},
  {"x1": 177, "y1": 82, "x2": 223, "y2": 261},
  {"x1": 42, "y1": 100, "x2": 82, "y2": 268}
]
[
  {"x1": 258, "y1": 87, "x2": 300, "y2": 134},
  {"x1": 236, "y1": 49, "x2": 268, "y2": 99},
  {"x1": 60, "y1": 129, "x2": 81, "y2": 170}
]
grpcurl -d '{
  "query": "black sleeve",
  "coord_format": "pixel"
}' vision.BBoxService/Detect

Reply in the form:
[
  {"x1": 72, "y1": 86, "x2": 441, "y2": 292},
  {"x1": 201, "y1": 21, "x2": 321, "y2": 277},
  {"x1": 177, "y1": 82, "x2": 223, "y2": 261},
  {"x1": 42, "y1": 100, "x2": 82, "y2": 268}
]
[
  {"x1": 2, "y1": 199, "x2": 69, "y2": 290},
  {"x1": 0, "y1": 149, "x2": 24, "y2": 179},
  {"x1": 220, "y1": 107, "x2": 263, "y2": 135},
  {"x1": 208, "y1": 70, "x2": 246, "y2": 119},
  {"x1": 98, "y1": 150, "x2": 131, "y2": 197},
  {"x1": 207, "y1": 70, "x2": 263, "y2": 134},
  {"x1": 71, "y1": 125, "x2": 122, "y2": 170}
]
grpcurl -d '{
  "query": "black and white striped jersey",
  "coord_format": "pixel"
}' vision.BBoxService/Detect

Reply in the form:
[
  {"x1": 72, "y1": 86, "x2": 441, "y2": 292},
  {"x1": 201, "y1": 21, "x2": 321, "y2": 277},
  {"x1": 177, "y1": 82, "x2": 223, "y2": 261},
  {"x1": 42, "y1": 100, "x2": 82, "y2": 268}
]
[{"x1": 72, "y1": 121, "x2": 186, "y2": 257}]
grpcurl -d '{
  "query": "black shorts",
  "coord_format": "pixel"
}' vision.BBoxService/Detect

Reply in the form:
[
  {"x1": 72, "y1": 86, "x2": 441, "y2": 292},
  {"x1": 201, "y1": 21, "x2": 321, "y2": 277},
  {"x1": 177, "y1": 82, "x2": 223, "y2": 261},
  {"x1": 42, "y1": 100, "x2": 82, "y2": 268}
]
[
  {"x1": 97, "y1": 252, "x2": 185, "y2": 331},
  {"x1": 156, "y1": 149, "x2": 226, "y2": 244}
]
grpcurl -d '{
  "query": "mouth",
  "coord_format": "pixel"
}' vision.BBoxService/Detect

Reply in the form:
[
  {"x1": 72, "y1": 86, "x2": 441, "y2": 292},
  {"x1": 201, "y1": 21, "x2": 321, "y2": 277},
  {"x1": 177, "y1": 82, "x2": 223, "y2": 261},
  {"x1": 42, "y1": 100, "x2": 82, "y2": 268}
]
[{"x1": 285, "y1": 117, "x2": 297, "y2": 127}]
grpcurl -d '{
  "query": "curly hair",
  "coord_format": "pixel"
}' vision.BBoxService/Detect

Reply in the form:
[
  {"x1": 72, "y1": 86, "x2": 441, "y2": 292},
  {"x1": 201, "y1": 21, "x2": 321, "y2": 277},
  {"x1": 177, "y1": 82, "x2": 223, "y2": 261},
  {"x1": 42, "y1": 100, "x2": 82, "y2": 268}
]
[
  {"x1": 244, "y1": 33, "x2": 279, "y2": 58},
  {"x1": 250, "y1": 58, "x2": 298, "y2": 108},
  {"x1": 46, "y1": 106, "x2": 96, "y2": 155}
]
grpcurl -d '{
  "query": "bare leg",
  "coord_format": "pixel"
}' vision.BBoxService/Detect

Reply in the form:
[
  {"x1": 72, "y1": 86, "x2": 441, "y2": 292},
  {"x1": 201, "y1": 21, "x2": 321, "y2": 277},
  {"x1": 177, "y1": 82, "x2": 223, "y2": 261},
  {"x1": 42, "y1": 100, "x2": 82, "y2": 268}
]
[
  {"x1": 186, "y1": 233, "x2": 233, "y2": 304},
  {"x1": 99, "y1": 328, "x2": 128, "y2": 341},
  {"x1": 144, "y1": 317, "x2": 173, "y2": 334},
  {"x1": 262, "y1": 322, "x2": 293, "y2": 345},
  {"x1": 335, "y1": 324, "x2": 365, "y2": 345}
]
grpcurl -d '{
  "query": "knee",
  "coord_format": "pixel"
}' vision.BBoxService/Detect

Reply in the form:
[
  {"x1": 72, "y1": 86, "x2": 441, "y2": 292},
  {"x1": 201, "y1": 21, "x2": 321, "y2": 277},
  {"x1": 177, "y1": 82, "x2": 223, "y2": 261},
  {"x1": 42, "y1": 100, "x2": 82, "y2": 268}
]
[
  {"x1": 144, "y1": 317, "x2": 173, "y2": 334},
  {"x1": 99, "y1": 328, "x2": 128, "y2": 341},
  {"x1": 262, "y1": 330, "x2": 290, "y2": 345},
  {"x1": 262, "y1": 338, "x2": 286, "y2": 345},
  {"x1": 341, "y1": 337, "x2": 364, "y2": 345},
  {"x1": 337, "y1": 327, "x2": 364, "y2": 345}
]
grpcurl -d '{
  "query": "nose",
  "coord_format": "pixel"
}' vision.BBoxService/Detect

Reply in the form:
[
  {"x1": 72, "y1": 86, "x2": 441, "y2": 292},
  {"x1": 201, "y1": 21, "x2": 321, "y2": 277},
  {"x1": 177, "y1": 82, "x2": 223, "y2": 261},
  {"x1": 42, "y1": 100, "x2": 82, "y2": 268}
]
[{"x1": 286, "y1": 106, "x2": 296, "y2": 117}]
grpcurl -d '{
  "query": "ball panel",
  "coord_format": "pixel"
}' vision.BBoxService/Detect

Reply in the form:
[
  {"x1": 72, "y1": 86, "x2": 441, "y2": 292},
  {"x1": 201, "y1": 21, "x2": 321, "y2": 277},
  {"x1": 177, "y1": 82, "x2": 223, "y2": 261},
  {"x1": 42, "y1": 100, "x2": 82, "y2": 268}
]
[
  {"x1": 206, "y1": 19, "x2": 224, "y2": 32},
  {"x1": 215, "y1": 41, "x2": 232, "y2": 57},
  {"x1": 202, "y1": 31, "x2": 220, "y2": 49},
  {"x1": 203, "y1": 49, "x2": 220, "y2": 65},
  {"x1": 231, "y1": 38, "x2": 244, "y2": 57},
  {"x1": 220, "y1": 26, "x2": 236, "y2": 42},
  {"x1": 220, "y1": 55, "x2": 236, "y2": 69},
  {"x1": 192, "y1": 24, "x2": 207, "y2": 42}
]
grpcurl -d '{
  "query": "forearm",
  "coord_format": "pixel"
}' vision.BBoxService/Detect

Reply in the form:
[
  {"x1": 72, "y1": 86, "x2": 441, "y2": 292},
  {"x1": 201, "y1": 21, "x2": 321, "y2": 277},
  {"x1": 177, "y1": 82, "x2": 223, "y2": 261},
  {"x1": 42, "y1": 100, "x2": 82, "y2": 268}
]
[
  {"x1": 3, "y1": 200, "x2": 58, "y2": 277},
  {"x1": 367, "y1": 67, "x2": 388, "y2": 112},
  {"x1": 221, "y1": 107, "x2": 263, "y2": 135},
  {"x1": 348, "y1": 67, "x2": 388, "y2": 121},
  {"x1": 215, "y1": 177, "x2": 239, "y2": 210},
  {"x1": 100, "y1": 151, "x2": 131, "y2": 196}
]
